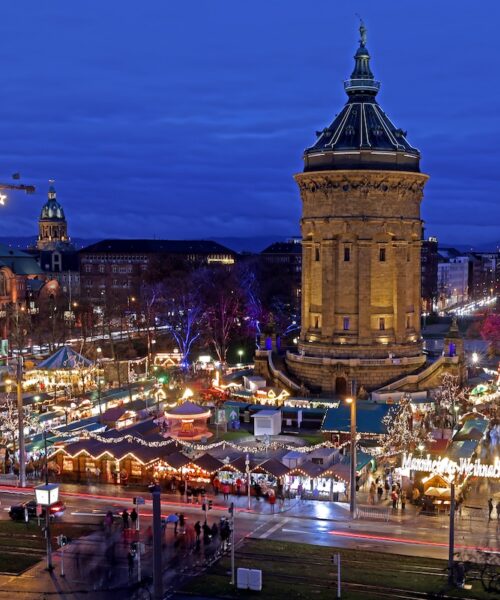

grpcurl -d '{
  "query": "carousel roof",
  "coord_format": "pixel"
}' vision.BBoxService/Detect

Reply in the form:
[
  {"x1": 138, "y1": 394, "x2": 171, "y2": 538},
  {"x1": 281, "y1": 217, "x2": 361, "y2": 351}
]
[
  {"x1": 37, "y1": 346, "x2": 93, "y2": 370},
  {"x1": 165, "y1": 401, "x2": 210, "y2": 417}
]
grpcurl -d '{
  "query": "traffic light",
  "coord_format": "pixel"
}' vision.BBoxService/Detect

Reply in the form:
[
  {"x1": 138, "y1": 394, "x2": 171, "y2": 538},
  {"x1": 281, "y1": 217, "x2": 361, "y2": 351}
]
[
  {"x1": 228, "y1": 502, "x2": 234, "y2": 515},
  {"x1": 202, "y1": 503, "x2": 206, "y2": 511},
  {"x1": 208, "y1": 500, "x2": 213, "y2": 510},
  {"x1": 57, "y1": 535, "x2": 68, "y2": 546}
]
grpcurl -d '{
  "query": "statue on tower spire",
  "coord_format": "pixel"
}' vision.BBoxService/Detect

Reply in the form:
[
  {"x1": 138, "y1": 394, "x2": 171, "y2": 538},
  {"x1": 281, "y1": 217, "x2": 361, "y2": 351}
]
[{"x1": 356, "y1": 14, "x2": 367, "y2": 47}]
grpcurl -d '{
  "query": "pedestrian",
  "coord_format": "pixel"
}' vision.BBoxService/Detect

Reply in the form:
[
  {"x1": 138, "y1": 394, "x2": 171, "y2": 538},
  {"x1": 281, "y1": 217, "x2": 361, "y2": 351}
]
[
  {"x1": 236, "y1": 478, "x2": 242, "y2": 497},
  {"x1": 194, "y1": 520, "x2": 201, "y2": 541},
  {"x1": 212, "y1": 476, "x2": 220, "y2": 496},
  {"x1": 222, "y1": 483, "x2": 230, "y2": 501},
  {"x1": 384, "y1": 479, "x2": 390, "y2": 499},
  {"x1": 496, "y1": 500, "x2": 500, "y2": 521},
  {"x1": 401, "y1": 490, "x2": 407, "y2": 511},
  {"x1": 488, "y1": 498, "x2": 493, "y2": 521},
  {"x1": 179, "y1": 513, "x2": 185, "y2": 533},
  {"x1": 391, "y1": 489, "x2": 398, "y2": 510},
  {"x1": 412, "y1": 487, "x2": 420, "y2": 505},
  {"x1": 130, "y1": 508, "x2": 138, "y2": 530},
  {"x1": 269, "y1": 492, "x2": 276, "y2": 513},
  {"x1": 174, "y1": 513, "x2": 179, "y2": 536},
  {"x1": 127, "y1": 549, "x2": 135, "y2": 578},
  {"x1": 203, "y1": 521, "x2": 211, "y2": 544},
  {"x1": 211, "y1": 522, "x2": 218, "y2": 540},
  {"x1": 369, "y1": 482, "x2": 376, "y2": 505},
  {"x1": 122, "y1": 509, "x2": 130, "y2": 530},
  {"x1": 377, "y1": 484, "x2": 383, "y2": 503}
]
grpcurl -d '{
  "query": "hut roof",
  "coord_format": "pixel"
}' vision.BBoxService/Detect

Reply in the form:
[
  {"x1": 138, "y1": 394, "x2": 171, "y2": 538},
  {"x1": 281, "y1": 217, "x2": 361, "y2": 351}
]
[
  {"x1": 288, "y1": 460, "x2": 325, "y2": 478},
  {"x1": 165, "y1": 451, "x2": 190, "y2": 469},
  {"x1": 253, "y1": 458, "x2": 289, "y2": 478},
  {"x1": 192, "y1": 453, "x2": 223, "y2": 474}
]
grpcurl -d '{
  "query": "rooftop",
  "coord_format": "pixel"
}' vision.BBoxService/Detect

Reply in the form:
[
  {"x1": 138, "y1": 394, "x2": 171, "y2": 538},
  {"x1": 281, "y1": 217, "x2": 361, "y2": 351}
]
[{"x1": 80, "y1": 239, "x2": 237, "y2": 256}]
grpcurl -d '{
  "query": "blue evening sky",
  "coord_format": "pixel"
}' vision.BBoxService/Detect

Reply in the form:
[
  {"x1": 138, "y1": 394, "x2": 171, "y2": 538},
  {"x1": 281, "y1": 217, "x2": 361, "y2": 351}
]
[{"x1": 0, "y1": 1, "x2": 498, "y2": 247}]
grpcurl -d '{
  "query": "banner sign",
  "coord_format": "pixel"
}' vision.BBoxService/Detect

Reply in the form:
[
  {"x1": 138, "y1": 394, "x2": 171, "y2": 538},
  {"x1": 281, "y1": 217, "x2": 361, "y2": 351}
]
[{"x1": 402, "y1": 453, "x2": 500, "y2": 479}]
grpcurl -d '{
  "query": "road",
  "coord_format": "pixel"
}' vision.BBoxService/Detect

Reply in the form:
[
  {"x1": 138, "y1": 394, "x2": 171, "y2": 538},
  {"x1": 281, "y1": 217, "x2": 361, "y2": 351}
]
[{"x1": 1, "y1": 485, "x2": 499, "y2": 561}]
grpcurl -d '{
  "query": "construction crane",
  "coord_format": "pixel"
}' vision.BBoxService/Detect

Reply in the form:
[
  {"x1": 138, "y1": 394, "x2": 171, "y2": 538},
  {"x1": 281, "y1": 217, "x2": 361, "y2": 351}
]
[{"x1": 0, "y1": 175, "x2": 35, "y2": 205}]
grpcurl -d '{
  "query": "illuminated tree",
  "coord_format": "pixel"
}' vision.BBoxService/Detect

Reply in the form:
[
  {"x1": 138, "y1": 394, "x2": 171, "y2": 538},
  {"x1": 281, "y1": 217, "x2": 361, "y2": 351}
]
[
  {"x1": 481, "y1": 313, "x2": 500, "y2": 355},
  {"x1": 432, "y1": 372, "x2": 469, "y2": 428},
  {"x1": 0, "y1": 396, "x2": 40, "y2": 454},
  {"x1": 382, "y1": 393, "x2": 432, "y2": 455}
]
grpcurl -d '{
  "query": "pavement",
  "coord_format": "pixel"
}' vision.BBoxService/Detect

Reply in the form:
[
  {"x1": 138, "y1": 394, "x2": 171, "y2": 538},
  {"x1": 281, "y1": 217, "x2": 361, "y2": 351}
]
[{"x1": 0, "y1": 478, "x2": 498, "y2": 599}]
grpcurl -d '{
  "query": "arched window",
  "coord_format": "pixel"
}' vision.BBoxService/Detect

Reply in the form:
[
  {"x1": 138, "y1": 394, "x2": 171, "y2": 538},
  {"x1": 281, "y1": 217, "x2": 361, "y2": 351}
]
[{"x1": 0, "y1": 271, "x2": 6, "y2": 296}]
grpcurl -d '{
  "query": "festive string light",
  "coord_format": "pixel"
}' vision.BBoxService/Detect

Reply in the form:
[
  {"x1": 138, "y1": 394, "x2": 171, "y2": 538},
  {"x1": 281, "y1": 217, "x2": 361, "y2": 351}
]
[{"x1": 47, "y1": 428, "x2": 349, "y2": 454}]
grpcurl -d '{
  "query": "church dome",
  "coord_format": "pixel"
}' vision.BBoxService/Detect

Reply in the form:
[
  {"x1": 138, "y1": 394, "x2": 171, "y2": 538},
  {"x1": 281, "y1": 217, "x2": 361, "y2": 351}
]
[
  {"x1": 40, "y1": 185, "x2": 66, "y2": 221},
  {"x1": 303, "y1": 23, "x2": 421, "y2": 173}
]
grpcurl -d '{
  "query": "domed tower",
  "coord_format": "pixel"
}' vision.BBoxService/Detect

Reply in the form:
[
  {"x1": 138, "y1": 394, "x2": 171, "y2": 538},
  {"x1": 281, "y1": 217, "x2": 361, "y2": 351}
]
[
  {"x1": 286, "y1": 23, "x2": 429, "y2": 394},
  {"x1": 37, "y1": 182, "x2": 70, "y2": 250}
]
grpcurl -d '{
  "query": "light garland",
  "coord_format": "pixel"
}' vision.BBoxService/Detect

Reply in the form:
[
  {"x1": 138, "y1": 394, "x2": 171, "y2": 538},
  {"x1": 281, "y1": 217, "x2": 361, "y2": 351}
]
[{"x1": 47, "y1": 428, "x2": 349, "y2": 454}]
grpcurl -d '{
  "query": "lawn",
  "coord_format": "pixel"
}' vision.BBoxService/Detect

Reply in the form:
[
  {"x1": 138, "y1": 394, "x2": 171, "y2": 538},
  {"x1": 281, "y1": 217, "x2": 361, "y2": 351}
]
[
  {"x1": 210, "y1": 430, "x2": 253, "y2": 442},
  {"x1": 0, "y1": 519, "x2": 98, "y2": 574},
  {"x1": 180, "y1": 539, "x2": 498, "y2": 599}
]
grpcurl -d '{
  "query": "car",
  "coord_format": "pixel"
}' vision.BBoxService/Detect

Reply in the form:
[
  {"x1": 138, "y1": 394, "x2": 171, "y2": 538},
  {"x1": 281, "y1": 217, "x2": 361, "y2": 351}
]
[{"x1": 9, "y1": 499, "x2": 66, "y2": 521}]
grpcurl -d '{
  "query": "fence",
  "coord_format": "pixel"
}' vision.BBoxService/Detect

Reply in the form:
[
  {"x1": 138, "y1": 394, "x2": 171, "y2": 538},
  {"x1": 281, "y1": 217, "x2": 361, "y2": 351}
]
[{"x1": 356, "y1": 507, "x2": 392, "y2": 522}]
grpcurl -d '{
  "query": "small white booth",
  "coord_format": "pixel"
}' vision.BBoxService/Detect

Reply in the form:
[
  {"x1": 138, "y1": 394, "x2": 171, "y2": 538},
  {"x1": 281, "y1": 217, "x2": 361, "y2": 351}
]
[{"x1": 252, "y1": 409, "x2": 282, "y2": 436}]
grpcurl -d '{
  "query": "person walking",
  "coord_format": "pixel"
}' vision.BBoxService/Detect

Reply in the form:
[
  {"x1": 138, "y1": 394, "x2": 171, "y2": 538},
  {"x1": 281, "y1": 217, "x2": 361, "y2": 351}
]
[
  {"x1": 174, "y1": 513, "x2": 179, "y2": 536},
  {"x1": 488, "y1": 498, "x2": 493, "y2": 521},
  {"x1": 391, "y1": 489, "x2": 398, "y2": 510},
  {"x1": 179, "y1": 513, "x2": 185, "y2": 534},
  {"x1": 269, "y1": 492, "x2": 276, "y2": 513},
  {"x1": 369, "y1": 482, "x2": 376, "y2": 505},
  {"x1": 122, "y1": 509, "x2": 130, "y2": 530},
  {"x1": 401, "y1": 490, "x2": 407, "y2": 511},
  {"x1": 222, "y1": 482, "x2": 230, "y2": 501},
  {"x1": 203, "y1": 521, "x2": 212, "y2": 544},
  {"x1": 235, "y1": 478, "x2": 242, "y2": 497},
  {"x1": 194, "y1": 520, "x2": 201, "y2": 542},
  {"x1": 127, "y1": 549, "x2": 135, "y2": 579},
  {"x1": 130, "y1": 508, "x2": 138, "y2": 530},
  {"x1": 384, "y1": 479, "x2": 390, "y2": 499},
  {"x1": 377, "y1": 484, "x2": 383, "y2": 503}
]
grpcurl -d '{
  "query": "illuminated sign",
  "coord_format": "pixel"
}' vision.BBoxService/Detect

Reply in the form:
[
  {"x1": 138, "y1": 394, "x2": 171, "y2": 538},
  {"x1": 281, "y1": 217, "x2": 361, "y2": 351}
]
[{"x1": 402, "y1": 453, "x2": 500, "y2": 479}]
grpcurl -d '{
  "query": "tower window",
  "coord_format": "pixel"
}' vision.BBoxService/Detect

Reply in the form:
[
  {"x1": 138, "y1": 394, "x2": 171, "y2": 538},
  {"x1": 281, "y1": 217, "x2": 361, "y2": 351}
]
[
  {"x1": 344, "y1": 246, "x2": 351, "y2": 262},
  {"x1": 406, "y1": 316, "x2": 411, "y2": 329},
  {"x1": 343, "y1": 317, "x2": 350, "y2": 331},
  {"x1": 379, "y1": 318, "x2": 385, "y2": 331},
  {"x1": 314, "y1": 317, "x2": 320, "y2": 329},
  {"x1": 315, "y1": 248, "x2": 320, "y2": 261},
  {"x1": 379, "y1": 248, "x2": 386, "y2": 262}
]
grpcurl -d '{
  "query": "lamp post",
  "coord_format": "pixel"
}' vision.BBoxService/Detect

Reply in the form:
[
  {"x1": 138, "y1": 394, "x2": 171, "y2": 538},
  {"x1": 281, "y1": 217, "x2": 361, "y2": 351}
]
[
  {"x1": 237, "y1": 349, "x2": 243, "y2": 365},
  {"x1": 448, "y1": 479, "x2": 456, "y2": 585},
  {"x1": 96, "y1": 347, "x2": 102, "y2": 416},
  {"x1": 345, "y1": 394, "x2": 357, "y2": 519},
  {"x1": 245, "y1": 453, "x2": 251, "y2": 510},
  {"x1": 148, "y1": 483, "x2": 163, "y2": 599},
  {"x1": 16, "y1": 356, "x2": 26, "y2": 488},
  {"x1": 35, "y1": 478, "x2": 59, "y2": 571}
]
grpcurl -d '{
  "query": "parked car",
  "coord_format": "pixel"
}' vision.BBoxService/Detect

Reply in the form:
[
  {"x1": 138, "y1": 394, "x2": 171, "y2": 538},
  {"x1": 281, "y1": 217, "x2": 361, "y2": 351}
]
[{"x1": 9, "y1": 499, "x2": 66, "y2": 521}]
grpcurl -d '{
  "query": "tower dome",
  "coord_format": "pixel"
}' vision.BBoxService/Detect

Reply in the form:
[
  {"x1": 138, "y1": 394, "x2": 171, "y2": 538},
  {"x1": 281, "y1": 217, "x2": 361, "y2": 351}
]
[
  {"x1": 304, "y1": 22, "x2": 420, "y2": 173},
  {"x1": 37, "y1": 182, "x2": 70, "y2": 250}
]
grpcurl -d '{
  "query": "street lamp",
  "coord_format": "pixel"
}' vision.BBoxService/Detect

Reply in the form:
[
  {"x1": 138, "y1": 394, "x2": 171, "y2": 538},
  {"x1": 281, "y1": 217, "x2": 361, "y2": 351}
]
[
  {"x1": 345, "y1": 395, "x2": 357, "y2": 519},
  {"x1": 35, "y1": 482, "x2": 59, "y2": 571},
  {"x1": 237, "y1": 349, "x2": 243, "y2": 364},
  {"x1": 96, "y1": 347, "x2": 102, "y2": 416},
  {"x1": 15, "y1": 356, "x2": 26, "y2": 488}
]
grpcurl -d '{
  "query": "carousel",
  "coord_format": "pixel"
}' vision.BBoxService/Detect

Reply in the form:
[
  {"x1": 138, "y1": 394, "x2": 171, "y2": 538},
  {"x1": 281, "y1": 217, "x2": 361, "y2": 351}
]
[{"x1": 164, "y1": 401, "x2": 212, "y2": 440}]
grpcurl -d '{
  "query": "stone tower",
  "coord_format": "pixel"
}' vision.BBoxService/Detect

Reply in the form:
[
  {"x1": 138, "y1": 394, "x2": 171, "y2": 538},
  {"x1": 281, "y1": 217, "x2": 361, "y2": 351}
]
[
  {"x1": 37, "y1": 182, "x2": 70, "y2": 250},
  {"x1": 286, "y1": 24, "x2": 429, "y2": 394}
]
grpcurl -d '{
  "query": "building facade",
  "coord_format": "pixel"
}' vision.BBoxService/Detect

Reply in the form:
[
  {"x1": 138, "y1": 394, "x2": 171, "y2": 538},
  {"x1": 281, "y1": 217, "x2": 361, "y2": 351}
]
[
  {"x1": 79, "y1": 239, "x2": 237, "y2": 303},
  {"x1": 286, "y1": 24, "x2": 429, "y2": 393}
]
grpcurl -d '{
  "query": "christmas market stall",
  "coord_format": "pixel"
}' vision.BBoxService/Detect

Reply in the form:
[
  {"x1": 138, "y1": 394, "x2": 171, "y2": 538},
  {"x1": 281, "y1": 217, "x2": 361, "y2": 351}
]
[
  {"x1": 27, "y1": 346, "x2": 94, "y2": 399},
  {"x1": 50, "y1": 435, "x2": 179, "y2": 485},
  {"x1": 250, "y1": 458, "x2": 290, "y2": 497},
  {"x1": 286, "y1": 460, "x2": 328, "y2": 499}
]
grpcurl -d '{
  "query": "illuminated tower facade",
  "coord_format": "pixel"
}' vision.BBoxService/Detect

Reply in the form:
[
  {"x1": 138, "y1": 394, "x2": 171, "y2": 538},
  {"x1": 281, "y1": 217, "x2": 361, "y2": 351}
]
[
  {"x1": 37, "y1": 183, "x2": 69, "y2": 250},
  {"x1": 286, "y1": 24, "x2": 429, "y2": 394}
]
